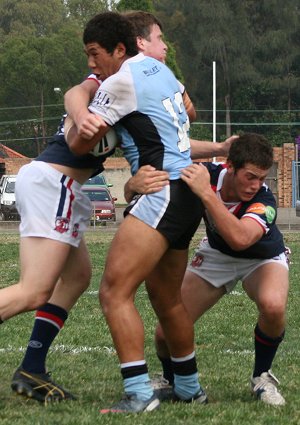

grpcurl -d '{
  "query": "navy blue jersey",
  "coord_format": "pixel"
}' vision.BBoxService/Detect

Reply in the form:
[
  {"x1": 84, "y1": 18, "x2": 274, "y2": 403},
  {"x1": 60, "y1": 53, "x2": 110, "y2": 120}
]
[
  {"x1": 35, "y1": 115, "x2": 111, "y2": 174},
  {"x1": 203, "y1": 163, "x2": 285, "y2": 259}
]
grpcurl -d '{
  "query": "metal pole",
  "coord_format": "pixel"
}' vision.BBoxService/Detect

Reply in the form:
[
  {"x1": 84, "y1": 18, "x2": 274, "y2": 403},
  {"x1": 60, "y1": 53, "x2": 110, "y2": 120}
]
[{"x1": 213, "y1": 61, "x2": 216, "y2": 161}]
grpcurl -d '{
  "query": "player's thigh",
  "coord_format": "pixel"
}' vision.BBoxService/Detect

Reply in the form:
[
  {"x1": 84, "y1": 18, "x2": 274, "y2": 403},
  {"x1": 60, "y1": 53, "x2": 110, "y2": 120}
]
[
  {"x1": 243, "y1": 262, "x2": 289, "y2": 308},
  {"x1": 102, "y1": 215, "x2": 169, "y2": 294},
  {"x1": 146, "y1": 249, "x2": 188, "y2": 308},
  {"x1": 20, "y1": 236, "x2": 72, "y2": 294},
  {"x1": 181, "y1": 270, "x2": 226, "y2": 323}
]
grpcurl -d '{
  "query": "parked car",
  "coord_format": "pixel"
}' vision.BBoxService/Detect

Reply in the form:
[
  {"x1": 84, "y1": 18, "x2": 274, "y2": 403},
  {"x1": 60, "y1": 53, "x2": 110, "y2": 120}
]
[
  {"x1": 84, "y1": 173, "x2": 113, "y2": 188},
  {"x1": 0, "y1": 174, "x2": 20, "y2": 221},
  {"x1": 296, "y1": 200, "x2": 300, "y2": 217},
  {"x1": 82, "y1": 185, "x2": 117, "y2": 223}
]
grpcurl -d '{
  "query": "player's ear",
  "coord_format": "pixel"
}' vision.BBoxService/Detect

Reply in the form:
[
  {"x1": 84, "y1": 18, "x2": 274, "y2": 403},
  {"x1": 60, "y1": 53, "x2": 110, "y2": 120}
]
[
  {"x1": 115, "y1": 42, "x2": 127, "y2": 59},
  {"x1": 136, "y1": 36, "x2": 145, "y2": 51}
]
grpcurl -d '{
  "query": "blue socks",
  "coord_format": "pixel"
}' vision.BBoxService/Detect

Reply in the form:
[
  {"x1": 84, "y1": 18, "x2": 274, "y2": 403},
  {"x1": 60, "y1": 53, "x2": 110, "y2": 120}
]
[
  {"x1": 171, "y1": 352, "x2": 201, "y2": 400},
  {"x1": 121, "y1": 361, "x2": 153, "y2": 401}
]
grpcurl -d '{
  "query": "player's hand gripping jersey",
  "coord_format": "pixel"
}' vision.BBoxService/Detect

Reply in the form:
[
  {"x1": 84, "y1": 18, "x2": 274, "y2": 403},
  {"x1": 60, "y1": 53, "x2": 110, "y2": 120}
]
[
  {"x1": 203, "y1": 163, "x2": 285, "y2": 259},
  {"x1": 88, "y1": 53, "x2": 192, "y2": 178}
]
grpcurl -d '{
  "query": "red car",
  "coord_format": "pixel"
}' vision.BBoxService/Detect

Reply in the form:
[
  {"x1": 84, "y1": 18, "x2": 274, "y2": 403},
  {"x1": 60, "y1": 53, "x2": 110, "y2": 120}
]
[{"x1": 82, "y1": 185, "x2": 117, "y2": 222}]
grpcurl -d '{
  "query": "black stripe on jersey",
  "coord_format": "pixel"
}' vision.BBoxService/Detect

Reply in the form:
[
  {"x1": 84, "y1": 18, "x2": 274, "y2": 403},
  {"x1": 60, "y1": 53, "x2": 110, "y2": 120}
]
[{"x1": 120, "y1": 111, "x2": 164, "y2": 170}]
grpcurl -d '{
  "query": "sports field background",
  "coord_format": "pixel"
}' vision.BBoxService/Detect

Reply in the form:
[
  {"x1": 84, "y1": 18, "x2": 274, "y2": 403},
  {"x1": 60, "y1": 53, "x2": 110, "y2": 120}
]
[{"x1": 0, "y1": 230, "x2": 299, "y2": 424}]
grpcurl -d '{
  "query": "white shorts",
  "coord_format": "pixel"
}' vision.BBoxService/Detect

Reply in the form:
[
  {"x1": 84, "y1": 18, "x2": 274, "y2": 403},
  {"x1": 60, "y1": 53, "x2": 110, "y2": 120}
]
[
  {"x1": 187, "y1": 238, "x2": 289, "y2": 293},
  {"x1": 15, "y1": 161, "x2": 92, "y2": 247}
]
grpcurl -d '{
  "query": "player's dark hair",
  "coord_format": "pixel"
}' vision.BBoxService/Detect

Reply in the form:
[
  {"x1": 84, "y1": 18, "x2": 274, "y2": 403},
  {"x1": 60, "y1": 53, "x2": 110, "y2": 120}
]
[
  {"x1": 227, "y1": 133, "x2": 273, "y2": 171},
  {"x1": 122, "y1": 10, "x2": 163, "y2": 41},
  {"x1": 83, "y1": 12, "x2": 138, "y2": 56}
]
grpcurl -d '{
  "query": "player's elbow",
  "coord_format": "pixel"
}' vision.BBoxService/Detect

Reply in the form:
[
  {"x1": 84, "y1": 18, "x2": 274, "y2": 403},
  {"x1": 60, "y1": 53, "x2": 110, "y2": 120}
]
[
  {"x1": 188, "y1": 108, "x2": 197, "y2": 123},
  {"x1": 66, "y1": 127, "x2": 89, "y2": 156},
  {"x1": 69, "y1": 141, "x2": 89, "y2": 156},
  {"x1": 64, "y1": 85, "x2": 78, "y2": 103},
  {"x1": 228, "y1": 237, "x2": 252, "y2": 251},
  {"x1": 68, "y1": 143, "x2": 81, "y2": 156}
]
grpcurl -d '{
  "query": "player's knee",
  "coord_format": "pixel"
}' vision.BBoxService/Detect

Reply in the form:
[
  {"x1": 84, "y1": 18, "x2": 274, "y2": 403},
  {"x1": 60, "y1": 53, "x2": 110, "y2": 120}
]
[
  {"x1": 24, "y1": 289, "x2": 53, "y2": 311},
  {"x1": 148, "y1": 285, "x2": 181, "y2": 313},
  {"x1": 99, "y1": 274, "x2": 133, "y2": 316},
  {"x1": 259, "y1": 297, "x2": 286, "y2": 322},
  {"x1": 155, "y1": 324, "x2": 166, "y2": 345},
  {"x1": 77, "y1": 267, "x2": 92, "y2": 292},
  {"x1": 99, "y1": 278, "x2": 114, "y2": 313}
]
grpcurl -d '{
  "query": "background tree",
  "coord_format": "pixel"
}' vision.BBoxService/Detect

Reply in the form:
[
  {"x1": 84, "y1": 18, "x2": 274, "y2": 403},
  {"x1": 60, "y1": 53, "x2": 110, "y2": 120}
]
[
  {"x1": 0, "y1": 0, "x2": 299, "y2": 156},
  {"x1": 154, "y1": 0, "x2": 300, "y2": 144},
  {"x1": 117, "y1": 0, "x2": 154, "y2": 12},
  {"x1": 0, "y1": 0, "x2": 96, "y2": 155},
  {"x1": 155, "y1": 0, "x2": 258, "y2": 138},
  {"x1": 64, "y1": 0, "x2": 116, "y2": 27}
]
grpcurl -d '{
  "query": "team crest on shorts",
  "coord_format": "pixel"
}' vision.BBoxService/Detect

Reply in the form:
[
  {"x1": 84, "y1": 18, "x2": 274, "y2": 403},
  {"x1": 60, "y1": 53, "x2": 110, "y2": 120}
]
[
  {"x1": 72, "y1": 223, "x2": 79, "y2": 238},
  {"x1": 191, "y1": 253, "x2": 203, "y2": 268},
  {"x1": 54, "y1": 217, "x2": 70, "y2": 233}
]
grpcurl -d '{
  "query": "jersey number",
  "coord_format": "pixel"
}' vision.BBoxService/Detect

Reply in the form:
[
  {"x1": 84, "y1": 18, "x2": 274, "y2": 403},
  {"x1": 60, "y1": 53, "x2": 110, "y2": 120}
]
[{"x1": 162, "y1": 92, "x2": 190, "y2": 153}]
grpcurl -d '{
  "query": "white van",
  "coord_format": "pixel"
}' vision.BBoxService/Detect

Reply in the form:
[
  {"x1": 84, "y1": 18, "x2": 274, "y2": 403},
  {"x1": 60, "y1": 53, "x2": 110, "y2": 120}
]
[{"x1": 0, "y1": 174, "x2": 19, "y2": 220}]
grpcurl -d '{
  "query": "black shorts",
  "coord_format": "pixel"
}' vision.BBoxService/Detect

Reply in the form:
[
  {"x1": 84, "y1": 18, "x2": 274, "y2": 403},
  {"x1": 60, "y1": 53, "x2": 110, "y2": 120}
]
[{"x1": 125, "y1": 179, "x2": 204, "y2": 249}]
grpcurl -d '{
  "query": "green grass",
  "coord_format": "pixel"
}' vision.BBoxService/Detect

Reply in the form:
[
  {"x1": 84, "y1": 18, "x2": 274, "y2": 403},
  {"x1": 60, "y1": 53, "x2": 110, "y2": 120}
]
[{"x1": 0, "y1": 230, "x2": 299, "y2": 424}]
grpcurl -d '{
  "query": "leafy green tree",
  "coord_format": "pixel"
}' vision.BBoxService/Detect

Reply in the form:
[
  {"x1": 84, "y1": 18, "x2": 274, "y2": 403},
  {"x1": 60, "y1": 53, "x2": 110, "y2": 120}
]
[
  {"x1": 0, "y1": 1, "x2": 91, "y2": 156},
  {"x1": 155, "y1": 0, "x2": 257, "y2": 137},
  {"x1": 1, "y1": 0, "x2": 299, "y2": 154},
  {"x1": 155, "y1": 0, "x2": 300, "y2": 143},
  {"x1": 246, "y1": 0, "x2": 300, "y2": 112},
  {"x1": 64, "y1": 0, "x2": 115, "y2": 27},
  {"x1": 0, "y1": 0, "x2": 65, "y2": 38},
  {"x1": 117, "y1": 0, "x2": 154, "y2": 12},
  {"x1": 0, "y1": 25, "x2": 90, "y2": 155}
]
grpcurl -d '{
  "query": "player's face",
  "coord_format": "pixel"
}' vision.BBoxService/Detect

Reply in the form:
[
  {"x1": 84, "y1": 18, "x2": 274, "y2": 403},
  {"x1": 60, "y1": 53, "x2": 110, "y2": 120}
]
[
  {"x1": 229, "y1": 163, "x2": 269, "y2": 202},
  {"x1": 85, "y1": 42, "x2": 124, "y2": 80},
  {"x1": 137, "y1": 24, "x2": 167, "y2": 62}
]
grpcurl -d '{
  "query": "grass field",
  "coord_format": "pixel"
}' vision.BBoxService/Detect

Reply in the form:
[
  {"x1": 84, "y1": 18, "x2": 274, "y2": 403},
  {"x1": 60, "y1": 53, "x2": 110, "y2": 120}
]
[{"x1": 0, "y1": 230, "x2": 299, "y2": 424}]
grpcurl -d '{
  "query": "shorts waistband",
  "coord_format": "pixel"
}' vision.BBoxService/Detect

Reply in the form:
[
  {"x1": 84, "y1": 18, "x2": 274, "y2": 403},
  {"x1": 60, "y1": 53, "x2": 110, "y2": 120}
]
[{"x1": 31, "y1": 161, "x2": 82, "y2": 190}]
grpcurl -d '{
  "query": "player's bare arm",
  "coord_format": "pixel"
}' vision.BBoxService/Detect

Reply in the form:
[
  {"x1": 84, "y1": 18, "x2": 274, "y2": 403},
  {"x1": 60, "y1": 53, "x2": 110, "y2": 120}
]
[
  {"x1": 181, "y1": 163, "x2": 264, "y2": 250},
  {"x1": 65, "y1": 115, "x2": 109, "y2": 156},
  {"x1": 182, "y1": 91, "x2": 197, "y2": 122},
  {"x1": 190, "y1": 135, "x2": 239, "y2": 160},
  {"x1": 124, "y1": 165, "x2": 170, "y2": 203},
  {"x1": 64, "y1": 79, "x2": 100, "y2": 139}
]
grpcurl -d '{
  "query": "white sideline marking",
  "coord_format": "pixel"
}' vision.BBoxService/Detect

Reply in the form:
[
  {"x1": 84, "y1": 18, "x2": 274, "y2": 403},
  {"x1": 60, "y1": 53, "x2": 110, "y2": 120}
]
[
  {"x1": 0, "y1": 345, "x2": 296, "y2": 357},
  {"x1": 0, "y1": 344, "x2": 116, "y2": 355},
  {"x1": 0, "y1": 345, "x2": 248, "y2": 356},
  {"x1": 223, "y1": 349, "x2": 252, "y2": 355}
]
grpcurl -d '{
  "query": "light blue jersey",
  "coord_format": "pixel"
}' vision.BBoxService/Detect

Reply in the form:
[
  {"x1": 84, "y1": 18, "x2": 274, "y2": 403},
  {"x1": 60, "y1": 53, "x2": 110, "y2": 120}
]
[{"x1": 89, "y1": 53, "x2": 192, "y2": 179}]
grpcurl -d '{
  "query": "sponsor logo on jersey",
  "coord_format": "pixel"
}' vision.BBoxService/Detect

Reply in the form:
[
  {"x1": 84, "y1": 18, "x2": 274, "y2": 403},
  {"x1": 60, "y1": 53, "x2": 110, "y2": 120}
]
[
  {"x1": 90, "y1": 90, "x2": 116, "y2": 109},
  {"x1": 245, "y1": 203, "x2": 266, "y2": 215},
  {"x1": 143, "y1": 65, "x2": 160, "y2": 76},
  {"x1": 265, "y1": 206, "x2": 276, "y2": 223}
]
